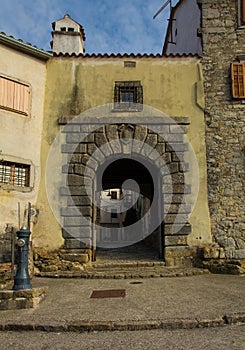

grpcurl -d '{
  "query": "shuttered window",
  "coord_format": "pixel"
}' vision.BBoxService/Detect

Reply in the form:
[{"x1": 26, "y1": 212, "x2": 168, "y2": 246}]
[
  {"x1": 0, "y1": 76, "x2": 30, "y2": 115},
  {"x1": 231, "y1": 62, "x2": 245, "y2": 98},
  {"x1": 0, "y1": 161, "x2": 30, "y2": 187},
  {"x1": 241, "y1": 0, "x2": 245, "y2": 25}
]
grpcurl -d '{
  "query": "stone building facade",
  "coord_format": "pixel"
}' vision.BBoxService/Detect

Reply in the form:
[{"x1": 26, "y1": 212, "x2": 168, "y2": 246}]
[
  {"x1": 33, "y1": 50, "x2": 211, "y2": 267},
  {"x1": 164, "y1": 0, "x2": 245, "y2": 262},
  {"x1": 2, "y1": 6, "x2": 244, "y2": 271},
  {"x1": 200, "y1": 0, "x2": 245, "y2": 260},
  {"x1": 0, "y1": 33, "x2": 51, "y2": 262}
]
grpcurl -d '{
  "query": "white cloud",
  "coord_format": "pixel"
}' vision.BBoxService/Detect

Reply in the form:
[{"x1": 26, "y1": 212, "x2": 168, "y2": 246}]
[{"x1": 0, "y1": 0, "x2": 179, "y2": 53}]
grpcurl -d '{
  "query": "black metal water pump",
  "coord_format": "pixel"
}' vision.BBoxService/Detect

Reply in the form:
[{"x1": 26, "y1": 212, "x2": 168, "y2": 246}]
[{"x1": 12, "y1": 227, "x2": 32, "y2": 290}]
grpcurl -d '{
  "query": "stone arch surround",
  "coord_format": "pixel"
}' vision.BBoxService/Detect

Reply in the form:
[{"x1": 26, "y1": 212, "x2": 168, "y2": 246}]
[{"x1": 60, "y1": 116, "x2": 193, "y2": 266}]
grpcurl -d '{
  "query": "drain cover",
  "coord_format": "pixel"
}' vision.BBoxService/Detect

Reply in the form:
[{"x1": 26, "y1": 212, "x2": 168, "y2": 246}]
[{"x1": 90, "y1": 289, "x2": 126, "y2": 298}]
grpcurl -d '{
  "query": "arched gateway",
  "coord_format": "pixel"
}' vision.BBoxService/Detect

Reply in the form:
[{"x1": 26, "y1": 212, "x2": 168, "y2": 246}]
[{"x1": 56, "y1": 107, "x2": 195, "y2": 267}]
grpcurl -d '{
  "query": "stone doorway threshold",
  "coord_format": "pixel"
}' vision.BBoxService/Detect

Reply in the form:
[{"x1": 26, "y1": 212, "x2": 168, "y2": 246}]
[{"x1": 94, "y1": 241, "x2": 161, "y2": 267}]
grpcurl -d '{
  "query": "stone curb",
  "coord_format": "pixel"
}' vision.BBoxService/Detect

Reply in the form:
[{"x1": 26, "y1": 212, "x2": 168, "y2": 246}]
[{"x1": 0, "y1": 313, "x2": 244, "y2": 333}]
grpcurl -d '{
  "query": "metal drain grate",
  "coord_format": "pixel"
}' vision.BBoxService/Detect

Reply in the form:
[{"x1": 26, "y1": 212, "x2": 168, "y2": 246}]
[{"x1": 90, "y1": 289, "x2": 126, "y2": 298}]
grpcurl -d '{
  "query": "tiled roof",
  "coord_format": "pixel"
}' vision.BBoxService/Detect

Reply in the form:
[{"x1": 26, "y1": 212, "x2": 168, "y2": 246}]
[
  {"x1": 53, "y1": 52, "x2": 200, "y2": 58},
  {"x1": 0, "y1": 32, "x2": 201, "y2": 60},
  {"x1": 0, "y1": 32, "x2": 52, "y2": 59}
]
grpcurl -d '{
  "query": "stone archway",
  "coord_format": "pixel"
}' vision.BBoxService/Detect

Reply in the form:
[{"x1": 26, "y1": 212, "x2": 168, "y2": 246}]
[{"x1": 60, "y1": 116, "x2": 193, "y2": 266}]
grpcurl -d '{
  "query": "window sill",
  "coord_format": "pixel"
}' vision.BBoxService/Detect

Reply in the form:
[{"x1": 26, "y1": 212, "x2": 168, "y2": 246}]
[
  {"x1": 0, "y1": 184, "x2": 33, "y2": 193},
  {"x1": 111, "y1": 109, "x2": 143, "y2": 113},
  {"x1": 112, "y1": 103, "x2": 143, "y2": 113},
  {"x1": 0, "y1": 106, "x2": 28, "y2": 117}
]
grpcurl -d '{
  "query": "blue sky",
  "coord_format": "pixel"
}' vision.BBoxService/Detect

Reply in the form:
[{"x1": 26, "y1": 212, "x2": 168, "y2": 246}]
[{"x1": 0, "y1": 0, "x2": 179, "y2": 54}]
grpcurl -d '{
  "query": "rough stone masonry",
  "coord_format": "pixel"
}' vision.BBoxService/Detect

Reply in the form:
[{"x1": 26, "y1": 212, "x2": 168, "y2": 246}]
[{"x1": 199, "y1": 0, "x2": 245, "y2": 259}]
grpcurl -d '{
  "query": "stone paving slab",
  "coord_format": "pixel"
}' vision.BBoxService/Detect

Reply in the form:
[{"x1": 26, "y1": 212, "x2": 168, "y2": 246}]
[{"x1": 0, "y1": 274, "x2": 244, "y2": 332}]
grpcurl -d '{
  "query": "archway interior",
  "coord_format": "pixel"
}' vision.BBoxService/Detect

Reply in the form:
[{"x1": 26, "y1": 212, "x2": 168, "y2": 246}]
[{"x1": 96, "y1": 157, "x2": 162, "y2": 261}]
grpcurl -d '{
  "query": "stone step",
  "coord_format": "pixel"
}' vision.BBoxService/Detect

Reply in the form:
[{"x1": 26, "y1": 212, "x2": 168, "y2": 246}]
[
  {"x1": 37, "y1": 267, "x2": 209, "y2": 279},
  {"x1": 89, "y1": 261, "x2": 166, "y2": 269}
]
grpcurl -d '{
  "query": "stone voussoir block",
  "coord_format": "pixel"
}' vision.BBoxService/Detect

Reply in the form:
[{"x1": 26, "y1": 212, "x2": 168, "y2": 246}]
[
  {"x1": 67, "y1": 174, "x2": 84, "y2": 186},
  {"x1": 64, "y1": 216, "x2": 91, "y2": 227},
  {"x1": 162, "y1": 184, "x2": 184, "y2": 194},
  {"x1": 164, "y1": 224, "x2": 192, "y2": 235},
  {"x1": 155, "y1": 143, "x2": 166, "y2": 155},
  {"x1": 60, "y1": 185, "x2": 92, "y2": 196},
  {"x1": 64, "y1": 239, "x2": 91, "y2": 250},
  {"x1": 134, "y1": 125, "x2": 148, "y2": 141},
  {"x1": 164, "y1": 213, "x2": 189, "y2": 224},
  {"x1": 165, "y1": 235, "x2": 188, "y2": 247},
  {"x1": 61, "y1": 143, "x2": 87, "y2": 154},
  {"x1": 164, "y1": 204, "x2": 192, "y2": 214},
  {"x1": 164, "y1": 173, "x2": 185, "y2": 185},
  {"x1": 62, "y1": 226, "x2": 91, "y2": 239},
  {"x1": 67, "y1": 195, "x2": 91, "y2": 206},
  {"x1": 166, "y1": 143, "x2": 188, "y2": 152},
  {"x1": 145, "y1": 134, "x2": 158, "y2": 147},
  {"x1": 60, "y1": 207, "x2": 84, "y2": 217},
  {"x1": 62, "y1": 253, "x2": 89, "y2": 264},
  {"x1": 62, "y1": 124, "x2": 81, "y2": 133},
  {"x1": 172, "y1": 152, "x2": 185, "y2": 162},
  {"x1": 164, "y1": 133, "x2": 184, "y2": 143},
  {"x1": 105, "y1": 124, "x2": 119, "y2": 140},
  {"x1": 169, "y1": 124, "x2": 188, "y2": 134}
]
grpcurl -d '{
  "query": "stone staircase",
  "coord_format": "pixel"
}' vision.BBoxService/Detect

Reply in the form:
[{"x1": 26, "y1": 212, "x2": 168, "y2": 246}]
[
  {"x1": 81, "y1": 262, "x2": 209, "y2": 279},
  {"x1": 38, "y1": 261, "x2": 209, "y2": 279},
  {"x1": 36, "y1": 244, "x2": 210, "y2": 279}
]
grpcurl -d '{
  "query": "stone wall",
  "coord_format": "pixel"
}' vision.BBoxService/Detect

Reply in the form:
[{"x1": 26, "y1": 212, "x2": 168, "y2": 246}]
[
  {"x1": 199, "y1": 0, "x2": 245, "y2": 259},
  {"x1": 0, "y1": 224, "x2": 16, "y2": 263}
]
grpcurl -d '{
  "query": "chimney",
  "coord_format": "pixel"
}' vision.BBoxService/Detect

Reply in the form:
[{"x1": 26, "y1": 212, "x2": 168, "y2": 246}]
[{"x1": 51, "y1": 14, "x2": 86, "y2": 54}]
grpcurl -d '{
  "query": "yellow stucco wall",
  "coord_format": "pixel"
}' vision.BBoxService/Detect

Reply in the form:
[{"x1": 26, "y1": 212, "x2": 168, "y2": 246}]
[
  {"x1": 0, "y1": 44, "x2": 47, "y2": 234},
  {"x1": 34, "y1": 55, "x2": 211, "y2": 250}
]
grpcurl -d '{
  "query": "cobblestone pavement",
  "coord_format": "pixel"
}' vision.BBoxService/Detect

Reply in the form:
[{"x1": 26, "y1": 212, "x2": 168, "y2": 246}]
[{"x1": 0, "y1": 325, "x2": 244, "y2": 350}]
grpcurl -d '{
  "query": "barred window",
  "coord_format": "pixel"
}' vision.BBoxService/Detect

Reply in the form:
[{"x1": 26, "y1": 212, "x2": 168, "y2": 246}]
[
  {"x1": 231, "y1": 62, "x2": 245, "y2": 98},
  {"x1": 114, "y1": 81, "x2": 143, "y2": 111},
  {"x1": 0, "y1": 161, "x2": 30, "y2": 187},
  {"x1": 0, "y1": 76, "x2": 30, "y2": 115}
]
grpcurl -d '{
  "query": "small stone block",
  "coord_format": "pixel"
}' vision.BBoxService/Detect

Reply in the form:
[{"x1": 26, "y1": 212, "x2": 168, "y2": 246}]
[{"x1": 0, "y1": 290, "x2": 13, "y2": 300}]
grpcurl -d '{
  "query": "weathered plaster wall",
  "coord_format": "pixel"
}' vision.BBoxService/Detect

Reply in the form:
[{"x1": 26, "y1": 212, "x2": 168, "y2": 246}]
[
  {"x1": 34, "y1": 56, "x2": 211, "y2": 253},
  {"x1": 199, "y1": 0, "x2": 245, "y2": 259},
  {"x1": 0, "y1": 44, "x2": 47, "y2": 258}
]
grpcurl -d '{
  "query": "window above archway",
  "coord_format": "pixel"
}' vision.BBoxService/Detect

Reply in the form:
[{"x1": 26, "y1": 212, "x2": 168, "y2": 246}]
[{"x1": 114, "y1": 81, "x2": 143, "y2": 112}]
